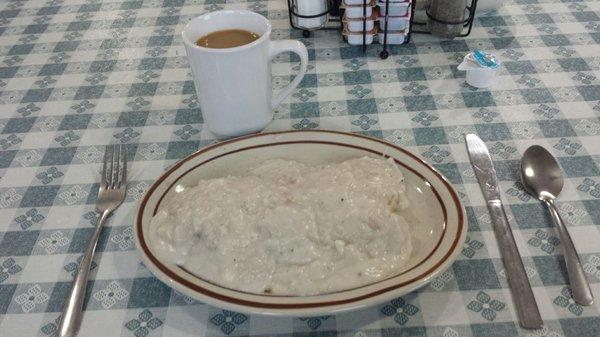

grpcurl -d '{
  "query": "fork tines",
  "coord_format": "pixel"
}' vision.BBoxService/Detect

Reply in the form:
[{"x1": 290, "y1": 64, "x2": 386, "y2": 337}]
[{"x1": 101, "y1": 144, "x2": 127, "y2": 189}]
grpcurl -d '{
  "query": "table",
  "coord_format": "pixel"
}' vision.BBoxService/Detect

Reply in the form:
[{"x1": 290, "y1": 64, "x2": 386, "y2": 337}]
[{"x1": 0, "y1": 0, "x2": 599, "y2": 336}]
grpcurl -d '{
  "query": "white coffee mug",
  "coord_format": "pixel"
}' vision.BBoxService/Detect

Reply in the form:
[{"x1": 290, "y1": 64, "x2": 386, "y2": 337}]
[{"x1": 182, "y1": 10, "x2": 308, "y2": 138}]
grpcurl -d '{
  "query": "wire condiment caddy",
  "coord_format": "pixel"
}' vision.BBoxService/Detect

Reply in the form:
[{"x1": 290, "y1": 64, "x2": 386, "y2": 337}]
[{"x1": 285, "y1": 0, "x2": 480, "y2": 59}]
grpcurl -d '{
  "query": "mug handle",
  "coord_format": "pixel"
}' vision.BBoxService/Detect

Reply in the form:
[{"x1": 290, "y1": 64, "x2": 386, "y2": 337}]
[{"x1": 269, "y1": 40, "x2": 308, "y2": 109}]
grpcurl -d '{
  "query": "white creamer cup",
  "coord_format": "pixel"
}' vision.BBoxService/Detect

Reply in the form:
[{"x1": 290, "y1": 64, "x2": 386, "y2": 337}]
[{"x1": 457, "y1": 53, "x2": 501, "y2": 88}]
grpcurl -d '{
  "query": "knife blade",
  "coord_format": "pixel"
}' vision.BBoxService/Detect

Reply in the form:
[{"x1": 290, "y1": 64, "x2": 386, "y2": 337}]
[{"x1": 466, "y1": 134, "x2": 543, "y2": 329}]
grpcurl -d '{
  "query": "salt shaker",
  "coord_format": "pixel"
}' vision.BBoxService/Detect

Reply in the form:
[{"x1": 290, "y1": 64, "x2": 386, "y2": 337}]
[
  {"x1": 428, "y1": 0, "x2": 467, "y2": 38},
  {"x1": 294, "y1": 0, "x2": 329, "y2": 29}
]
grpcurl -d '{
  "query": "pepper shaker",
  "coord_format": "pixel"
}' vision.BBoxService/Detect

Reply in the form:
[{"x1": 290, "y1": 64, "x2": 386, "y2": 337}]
[{"x1": 428, "y1": 0, "x2": 467, "y2": 38}]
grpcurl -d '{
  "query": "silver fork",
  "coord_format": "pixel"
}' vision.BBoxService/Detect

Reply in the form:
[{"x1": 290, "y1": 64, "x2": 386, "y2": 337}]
[{"x1": 59, "y1": 144, "x2": 128, "y2": 337}]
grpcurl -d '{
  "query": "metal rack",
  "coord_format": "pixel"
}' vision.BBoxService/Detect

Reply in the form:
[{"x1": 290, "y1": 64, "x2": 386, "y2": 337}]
[{"x1": 286, "y1": 0, "x2": 478, "y2": 59}]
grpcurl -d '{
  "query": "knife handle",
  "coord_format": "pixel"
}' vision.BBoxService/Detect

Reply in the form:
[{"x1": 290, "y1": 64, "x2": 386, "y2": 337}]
[{"x1": 488, "y1": 200, "x2": 543, "y2": 329}]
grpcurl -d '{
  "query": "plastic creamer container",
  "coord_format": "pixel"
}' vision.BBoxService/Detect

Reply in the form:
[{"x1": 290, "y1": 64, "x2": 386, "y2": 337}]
[
  {"x1": 343, "y1": 11, "x2": 378, "y2": 32},
  {"x1": 342, "y1": 0, "x2": 376, "y2": 18},
  {"x1": 344, "y1": 0, "x2": 374, "y2": 4},
  {"x1": 377, "y1": 0, "x2": 410, "y2": 16},
  {"x1": 378, "y1": 11, "x2": 410, "y2": 30},
  {"x1": 457, "y1": 50, "x2": 501, "y2": 88},
  {"x1": 377, "y1": 30, "x2": 406, "y2": 44},
  {"x1": 343, "y1": 27, "x2": 377, "y2": 45},
  {"x1": 346, "y1": 19, "x2": 375, "y2": 32}
]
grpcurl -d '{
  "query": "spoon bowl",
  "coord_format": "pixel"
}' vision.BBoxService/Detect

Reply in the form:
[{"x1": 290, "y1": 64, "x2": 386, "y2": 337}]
[{"x1": 520, "y1": 145, "x2": 564, "y2": 201}]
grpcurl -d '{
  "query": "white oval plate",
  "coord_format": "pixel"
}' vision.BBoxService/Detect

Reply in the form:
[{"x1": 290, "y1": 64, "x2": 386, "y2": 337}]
[{"x1": 135, "y1": 130, "x2": 466, "y2": 316}]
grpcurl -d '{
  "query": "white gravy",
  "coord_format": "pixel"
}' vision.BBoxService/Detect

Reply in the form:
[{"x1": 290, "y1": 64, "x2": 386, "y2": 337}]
[{"x1": 149, "y1": 157, "x2": 412, "y2": 295}]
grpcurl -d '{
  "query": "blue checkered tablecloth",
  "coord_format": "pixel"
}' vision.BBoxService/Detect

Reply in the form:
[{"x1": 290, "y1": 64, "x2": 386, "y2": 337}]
[{"x1": 0, "y1": 0, "x2": 599, "y2": 336}]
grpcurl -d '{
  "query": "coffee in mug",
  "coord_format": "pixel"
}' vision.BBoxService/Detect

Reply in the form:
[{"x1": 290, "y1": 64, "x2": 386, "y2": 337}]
[
  {"x1": 182, "y1": 10, "x2": 308, "y2": 138},
  {"x1": 196, "y1": 29, "x2": 260, "y2": 49}
]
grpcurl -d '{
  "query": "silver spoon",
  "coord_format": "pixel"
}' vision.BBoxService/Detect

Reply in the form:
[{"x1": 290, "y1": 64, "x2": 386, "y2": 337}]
[{"x1": 520, "y1": 145, "x2": 593, "y2": 306}]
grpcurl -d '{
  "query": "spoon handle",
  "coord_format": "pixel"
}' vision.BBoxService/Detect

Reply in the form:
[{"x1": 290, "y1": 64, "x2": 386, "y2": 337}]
[{"x1": 545, "y1": 199, "x2": 594, "y2": 306}]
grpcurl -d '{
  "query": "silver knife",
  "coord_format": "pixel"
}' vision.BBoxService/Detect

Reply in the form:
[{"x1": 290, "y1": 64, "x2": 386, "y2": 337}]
[{"x1": 466, "y1": 134, "x2": 543, "y2": 329}]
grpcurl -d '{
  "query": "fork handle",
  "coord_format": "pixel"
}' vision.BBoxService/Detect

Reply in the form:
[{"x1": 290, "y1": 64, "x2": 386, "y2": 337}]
[
  {"x1": 59, "y1": 210, "x2": 110, "y2": 337},
  {"x1": 544, "y1": 198, "x2": 594, "y2": 306}
]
